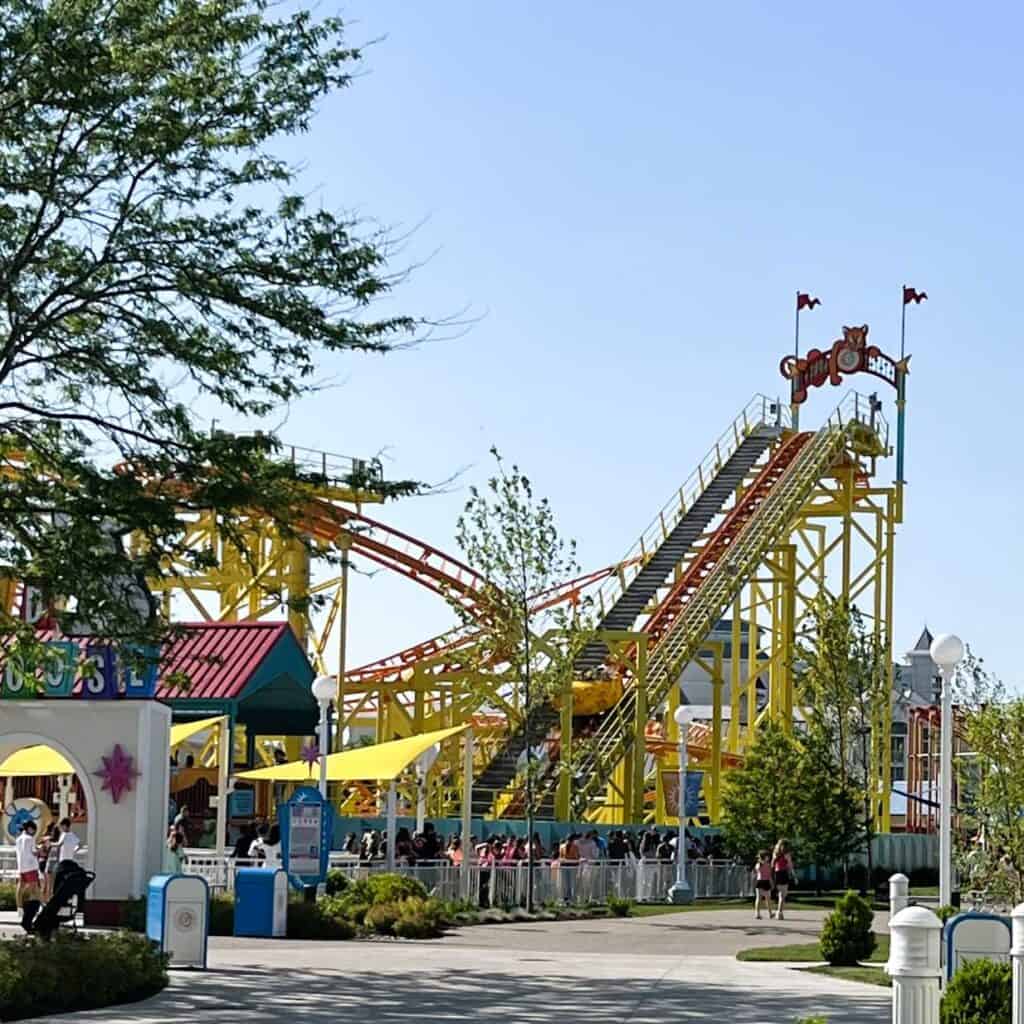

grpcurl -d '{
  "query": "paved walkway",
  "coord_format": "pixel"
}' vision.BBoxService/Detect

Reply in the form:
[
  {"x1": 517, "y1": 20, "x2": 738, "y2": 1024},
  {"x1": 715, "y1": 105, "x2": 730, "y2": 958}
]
[{"x1": 20, "y1": 908, "x2": 891, "y2": 1023}]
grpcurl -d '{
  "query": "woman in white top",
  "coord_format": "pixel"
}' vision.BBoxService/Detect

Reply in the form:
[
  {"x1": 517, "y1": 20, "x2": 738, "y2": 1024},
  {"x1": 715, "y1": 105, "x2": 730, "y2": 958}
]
[{"x1": 262, "y1": 824, "x2": 282, "y2": 868}]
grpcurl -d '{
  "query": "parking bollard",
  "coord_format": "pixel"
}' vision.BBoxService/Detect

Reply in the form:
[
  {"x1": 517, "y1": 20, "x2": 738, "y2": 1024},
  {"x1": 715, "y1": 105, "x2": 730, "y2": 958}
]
[
  {"x1": 890, "y1": 872, "x2": 910, "y2": 922},
  {"x1": 887, "y1": 905, "x2": 943, "y2": 1024}
]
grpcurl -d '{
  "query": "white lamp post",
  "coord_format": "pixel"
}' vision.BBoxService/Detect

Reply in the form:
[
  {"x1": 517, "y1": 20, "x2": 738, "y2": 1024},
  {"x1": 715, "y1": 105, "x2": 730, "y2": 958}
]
[
  {"x1": 668, "y1": 704, "x2": 694, "y2": 905},
  {"x1": 311, "y1": 674, "x2": 335, "y2": 800},
  {"x1": 930, "y1": 633, "x2": 964, "y2": 909}
]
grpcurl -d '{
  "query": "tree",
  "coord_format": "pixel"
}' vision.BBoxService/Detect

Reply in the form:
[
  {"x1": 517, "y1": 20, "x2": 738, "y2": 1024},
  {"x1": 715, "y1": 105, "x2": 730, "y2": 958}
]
[
  {"x1": 721, "y1": 723, "x2": 804, "y2": 861},
  {"x1": 953, "y1": 649, "x2": 1024, "y2": 905},
  {"x1": 797, "y1": 595, "x2": 891, "y2": 884},
  {"x1": 0, "y1": 0, "x2": 419, "y2": 657},
  {"x1": 449, "y1": 448, "x2": 588, "y2": 908},
  {"x1": 720, "y1": 721, "x2": 860, "y2": 883}
]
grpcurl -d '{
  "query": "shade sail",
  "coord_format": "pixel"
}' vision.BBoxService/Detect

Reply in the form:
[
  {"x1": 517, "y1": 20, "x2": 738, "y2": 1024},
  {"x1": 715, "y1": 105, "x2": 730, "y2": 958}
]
[
  {"x1": 170, "y1": 716, "x2": 227, "y2": 748},
  {"x1": 236, "y1": 724, "x2": 468, "y2": 783},
  {"x1": 0, "y1": 745, "x2": 75, "y2": 776}
]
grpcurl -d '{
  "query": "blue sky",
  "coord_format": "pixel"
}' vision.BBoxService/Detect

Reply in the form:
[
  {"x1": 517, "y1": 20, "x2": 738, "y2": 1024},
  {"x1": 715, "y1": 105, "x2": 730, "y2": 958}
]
[{"x1": 255, "y1": 3, "x2": 1022, "y2": 682}]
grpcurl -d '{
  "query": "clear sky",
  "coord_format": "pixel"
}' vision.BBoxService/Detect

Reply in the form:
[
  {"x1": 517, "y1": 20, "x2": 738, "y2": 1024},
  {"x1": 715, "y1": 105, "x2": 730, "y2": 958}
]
[{"x1": 250, "y1": 2, "x2": 1023, "y2": 682}]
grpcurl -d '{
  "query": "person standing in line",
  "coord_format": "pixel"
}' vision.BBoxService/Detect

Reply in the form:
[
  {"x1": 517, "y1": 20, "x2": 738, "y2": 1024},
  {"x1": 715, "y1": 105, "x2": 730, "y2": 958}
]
[
  {"x1": 40, "y1": 823, "x2": 60, "y2": 900},
  {"x1": 772, "y1": 839, "x2": 794, "y2": 920},
  {"x1": 14, "y1": 820, "x2": 39, "y2": 911},
  {"x1": 262, "y1": 824, "x2": 282, "y2": 868},
  {"x1": 753, "y1": 850, "x2": 774, "y2": 920}
]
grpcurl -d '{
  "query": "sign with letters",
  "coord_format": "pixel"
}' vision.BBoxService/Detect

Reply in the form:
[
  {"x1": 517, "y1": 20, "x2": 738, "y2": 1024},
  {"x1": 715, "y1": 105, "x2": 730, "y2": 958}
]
[{"x1": 0, "y1": 640, "x2": 160, "y2": 700}]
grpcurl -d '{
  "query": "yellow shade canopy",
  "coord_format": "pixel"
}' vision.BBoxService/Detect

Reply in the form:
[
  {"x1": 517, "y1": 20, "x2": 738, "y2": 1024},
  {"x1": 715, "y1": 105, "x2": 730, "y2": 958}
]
[
  {"x1": 170, "y1": 715, "x2": 227, "y2": 748},
  {"x1": 0, "y1": 745, "x2": 75, "y2": 776},
  {"x1": 236, "y1": 724, "x2": 468, "y2": 783}
]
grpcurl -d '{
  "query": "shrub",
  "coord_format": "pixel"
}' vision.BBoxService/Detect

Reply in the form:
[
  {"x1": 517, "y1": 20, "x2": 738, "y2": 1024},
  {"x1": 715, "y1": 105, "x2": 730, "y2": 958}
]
[
  {"x1": 940, "y1": 958, "x2": 1011, "y2": 1024},
  {"x1": 819, "y1": 891, "x2": 877, "y2": 966},
  {"x1": 363, "y1": 873, "x2": 428, "y2": 904},
  {"x1": 210, "y1": 892, "x2": 236, "y2": 936},
  {"x1": 365, "y1": 901, "x2": 403, "y2": 935},
  {"x1": 608, "y1": 896, "x2": 633, "y2": 918},
  {"x1": 325, "y1": 869, "x2": 350, "y2": 896},
  {"x1": 794, "y1": 1018, "x2": 828, "y2": 1024},
  {"x1": 0, "y1": 932, "x2": 167, "y2": 1020},
  {"x1": 0, "y1": 882, "x2": 15, "y2": 912},
  {"x1": 119, "y1": 898, "x2": 147, "y2": 933},
  {"x1": 286, "y1": 900, "x2": 355, "y2": 940},
  {"x1": 394, "y1": 897, "x2": 446, "y2": 939}
]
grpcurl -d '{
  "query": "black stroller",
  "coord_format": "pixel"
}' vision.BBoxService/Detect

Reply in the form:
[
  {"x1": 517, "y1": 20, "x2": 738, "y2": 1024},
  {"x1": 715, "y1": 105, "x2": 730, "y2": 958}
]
[{"x1": 26, "y1": 862, "x2": 95, "y2": 938}]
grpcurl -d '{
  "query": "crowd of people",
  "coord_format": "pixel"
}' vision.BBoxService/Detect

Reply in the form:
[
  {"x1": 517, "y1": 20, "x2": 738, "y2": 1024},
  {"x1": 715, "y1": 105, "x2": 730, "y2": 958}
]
[
  {"x1": 334, "y1": 824, "x2": 733, "y2": 867},
  {"x1": 12, "y1": 817, "x2": 83, "y2": 931}
]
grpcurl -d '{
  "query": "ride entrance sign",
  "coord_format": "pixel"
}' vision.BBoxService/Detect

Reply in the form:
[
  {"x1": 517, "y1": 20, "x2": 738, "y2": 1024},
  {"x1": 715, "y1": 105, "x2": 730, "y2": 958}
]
[{"x1": 279, "y1": 786, "x2": 333, "y2": 891}]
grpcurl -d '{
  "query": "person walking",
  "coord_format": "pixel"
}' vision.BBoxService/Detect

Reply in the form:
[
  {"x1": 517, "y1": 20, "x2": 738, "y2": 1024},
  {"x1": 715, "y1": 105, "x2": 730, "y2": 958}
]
[
  {"x1": 14, "y1": 820, "x2": 39, "y2": 911},
  {"x1": 772, "y1": 840, "x2": 794, "y2": 920},
  {"x1": 753, "y1": 850, "x2": 774, "y2": 920}
]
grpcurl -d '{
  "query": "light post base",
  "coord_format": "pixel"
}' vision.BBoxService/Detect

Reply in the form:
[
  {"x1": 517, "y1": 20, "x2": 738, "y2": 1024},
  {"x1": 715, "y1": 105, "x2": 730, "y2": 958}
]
[{"x1": 667, "y1": 880, "x2": 694, "y2": 905}]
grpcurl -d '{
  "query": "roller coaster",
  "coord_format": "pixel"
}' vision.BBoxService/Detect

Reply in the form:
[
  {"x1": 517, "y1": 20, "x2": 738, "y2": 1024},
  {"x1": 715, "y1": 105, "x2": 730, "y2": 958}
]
[{"x1": 149, "y1": 324, "x2": 909, "y2": 832}]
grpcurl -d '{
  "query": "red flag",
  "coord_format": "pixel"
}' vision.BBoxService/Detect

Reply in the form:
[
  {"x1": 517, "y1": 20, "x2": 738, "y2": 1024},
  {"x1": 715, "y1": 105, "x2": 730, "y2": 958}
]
[
  {"x1": 903, "y1": 286, "x2": 927, "y2": 305},
  {"x1": 796, "y1": 293, "x2": 821, "y2": 311}
]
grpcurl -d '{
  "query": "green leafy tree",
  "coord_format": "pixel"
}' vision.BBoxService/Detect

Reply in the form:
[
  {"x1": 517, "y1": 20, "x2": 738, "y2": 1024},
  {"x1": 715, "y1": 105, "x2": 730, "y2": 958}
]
[
  {"x1": 721, "y1": 723, "x2": 804, "y2": 861},
  {"x1": 449, "y1": 448, "x2": 590, "y2": 904},
  {"x1": 721, "y1": 721, "x2": 860, "y2": 879},
  {"x1": 797, "y1": 595, "x2": 891, "y2": 883},
  {"x1": 953, "y1": 649, "x2": 1024, "y2": 905},
  {"x1": 0, "y1": 0, "x2": 420, "y2": 656}
]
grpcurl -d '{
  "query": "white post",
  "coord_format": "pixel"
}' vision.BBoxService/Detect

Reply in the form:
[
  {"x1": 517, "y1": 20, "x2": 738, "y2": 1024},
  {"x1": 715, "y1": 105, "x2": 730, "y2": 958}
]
[
  {"x1": 890, "y1": 872, "x2": 910, "y2": 922},
  {"x1": 461, "y1": 730, "x2": 473, "y2": 902},
  {"x1": 215, "y1": 716, "x2": 229, "y2": 862},
  {"x1": 930, "y1": 634, "x2": 964, "y2": 910},
  {"x1": 1012, "y1": 903, "x2": 1024, "y2": 1024},
  {"x1": 668, "y1": 706, "x2": 693, "y2": 904},
  {"x1": 386, "y1": 780, "x2": 397, "y2": 872},
  {"x1": 888, "y1": 905, "x2": 943, "y2": 1024},
  {"x1": 317, "y1": 702, "x2": 329, "y2": 800}
]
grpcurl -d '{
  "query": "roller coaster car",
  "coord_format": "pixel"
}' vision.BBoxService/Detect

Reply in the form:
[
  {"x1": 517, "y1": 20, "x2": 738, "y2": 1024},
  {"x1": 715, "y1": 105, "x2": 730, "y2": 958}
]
[{"x1": 555, "y1": 677, "x2": 625, "y2": 717}]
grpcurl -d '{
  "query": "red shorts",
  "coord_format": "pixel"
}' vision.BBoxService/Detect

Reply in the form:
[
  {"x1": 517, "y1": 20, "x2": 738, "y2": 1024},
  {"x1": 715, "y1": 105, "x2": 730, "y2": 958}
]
[{"x1": 19, "y1": 870, "x2": 40, "y2": 885}]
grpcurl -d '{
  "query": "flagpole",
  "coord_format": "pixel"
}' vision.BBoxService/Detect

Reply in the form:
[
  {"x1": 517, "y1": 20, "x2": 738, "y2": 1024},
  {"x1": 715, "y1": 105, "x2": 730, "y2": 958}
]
[
  {"x1": 794, "y1": 291, "x2": 801, "y2": 361},
  {"x1": 900, "y1": 284, "x2": 907, "y2": 361},
  {"x1": 792, "y1": 292, "x2": 800, "y2": 431}
]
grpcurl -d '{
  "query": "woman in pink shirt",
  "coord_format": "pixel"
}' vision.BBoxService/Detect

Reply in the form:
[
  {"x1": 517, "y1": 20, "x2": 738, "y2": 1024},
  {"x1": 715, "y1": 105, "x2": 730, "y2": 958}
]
[
  {"x1": 753, "y1": 850, "x2": 773, "y2": 920},
  {"x1": 772, "y1": 840, "x2": 795, "y2": 920}
]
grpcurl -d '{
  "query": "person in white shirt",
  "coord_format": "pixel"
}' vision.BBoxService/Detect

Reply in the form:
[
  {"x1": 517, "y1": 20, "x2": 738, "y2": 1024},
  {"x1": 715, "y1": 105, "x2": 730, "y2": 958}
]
[
  {"x1": 55, "y1": 818, "x2": 80, "y2": 862},
  {"x1": 14, "y1": 820, "x2": 40, "y2": 911}
]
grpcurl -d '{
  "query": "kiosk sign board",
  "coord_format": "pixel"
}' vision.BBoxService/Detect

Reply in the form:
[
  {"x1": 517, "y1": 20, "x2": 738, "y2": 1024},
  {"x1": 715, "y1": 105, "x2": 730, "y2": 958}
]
[{"x1": 279, "y1": 786, "x2": 333, "y2": 890}]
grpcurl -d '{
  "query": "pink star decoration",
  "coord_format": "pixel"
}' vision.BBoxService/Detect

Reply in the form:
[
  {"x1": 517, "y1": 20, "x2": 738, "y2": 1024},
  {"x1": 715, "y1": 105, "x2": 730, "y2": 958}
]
[
  {"x1": 94, "y1": 744, "x2": 139, "y2": 803},
  {"x1": 300, "y1": 742, "x2": 321, "y2": 775}
]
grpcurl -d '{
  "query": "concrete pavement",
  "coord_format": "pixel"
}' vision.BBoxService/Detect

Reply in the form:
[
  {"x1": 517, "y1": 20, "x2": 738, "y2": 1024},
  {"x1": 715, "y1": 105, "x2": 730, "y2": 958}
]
[{"x1": 21, "y1": 907, "x2": 891, "y2": 1023}]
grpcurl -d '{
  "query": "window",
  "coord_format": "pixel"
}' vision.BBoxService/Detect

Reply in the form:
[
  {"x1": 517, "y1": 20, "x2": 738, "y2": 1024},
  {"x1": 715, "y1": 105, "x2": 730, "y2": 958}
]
[{"x1": 891, "y1": 734, "x2": 907, "y2": 782}]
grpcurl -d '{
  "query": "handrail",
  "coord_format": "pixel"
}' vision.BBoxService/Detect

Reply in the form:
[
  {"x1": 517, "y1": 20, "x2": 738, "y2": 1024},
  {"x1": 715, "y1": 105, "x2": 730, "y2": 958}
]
[
  {"x1": 569, "y1": 392, "x2": 887, "y2": 817},
  {"x1": 588, "y1": 394, "x2": 788, "y2": 622}
]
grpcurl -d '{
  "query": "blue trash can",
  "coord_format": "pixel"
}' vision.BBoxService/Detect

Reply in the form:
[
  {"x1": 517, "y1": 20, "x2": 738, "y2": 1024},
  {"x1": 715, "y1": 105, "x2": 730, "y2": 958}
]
[
  {"x1": 234, "y1": 868, "x2": 288, "y2": 937},
  {"x1": 147, "y1": 874, "x2": 209, "y2": 968}
]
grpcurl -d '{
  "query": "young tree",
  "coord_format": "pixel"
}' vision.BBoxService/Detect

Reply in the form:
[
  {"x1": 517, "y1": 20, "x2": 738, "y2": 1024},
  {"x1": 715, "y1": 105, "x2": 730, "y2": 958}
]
[
  {"x1": 953, "y1": 649, "x2": 1024, "y2": 905},
  {"x1": 450, "y1": 448, "x2": 588, "y2": 907},
  {"x1": 0, "y1": 0, "x2": 420, "y2": 653},
  {"x1": 721, "y1": 723, "x2": 804, "y2": 862},
  {"x1": 721, "y1": 721, "x2": 861, "y2": 883},
  {"x1": 797, "y1": 595, "x2": 891, "y2": 883}
]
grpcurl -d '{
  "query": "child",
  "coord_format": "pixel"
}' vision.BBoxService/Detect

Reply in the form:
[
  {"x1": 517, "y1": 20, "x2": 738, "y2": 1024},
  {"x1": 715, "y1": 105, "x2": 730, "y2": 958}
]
[{"x1": 753, "y1": 850, "x2": 774, "y2": 920}]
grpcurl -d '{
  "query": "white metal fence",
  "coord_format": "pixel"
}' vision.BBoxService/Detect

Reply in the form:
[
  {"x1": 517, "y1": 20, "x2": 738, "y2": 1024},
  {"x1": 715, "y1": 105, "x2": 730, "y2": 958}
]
[{"x1": 180, "y1": 854, "x2": 752, "y2": 906}]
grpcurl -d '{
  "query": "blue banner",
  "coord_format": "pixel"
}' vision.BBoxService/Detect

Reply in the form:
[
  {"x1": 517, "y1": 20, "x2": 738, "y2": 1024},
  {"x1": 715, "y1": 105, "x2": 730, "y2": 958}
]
[{"x1": 685, "y1": 772, "x2": 704, "y2": 818}]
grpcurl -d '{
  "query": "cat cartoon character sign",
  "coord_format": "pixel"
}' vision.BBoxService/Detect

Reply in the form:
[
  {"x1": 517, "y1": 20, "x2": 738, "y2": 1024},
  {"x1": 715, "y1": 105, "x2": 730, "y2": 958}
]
[{"x1": 780, "y1": 324, "x2": 907, "y2": 404}]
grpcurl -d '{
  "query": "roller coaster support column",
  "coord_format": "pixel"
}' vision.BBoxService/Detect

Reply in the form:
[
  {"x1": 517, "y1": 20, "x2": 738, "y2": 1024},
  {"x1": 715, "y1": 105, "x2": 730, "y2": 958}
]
[
  {"x1": 556, "y1": 678, "x2": 573, "y2": 821},
  {"x1": 461, "y1": 730, "x2": 474, "y2": 902},
  {"x1": 630, "y1": 636, "x2": 649, "y2": 822},
  {"x1": 710, "y1": 648, "x2": 723, "y2": 821},
  {"x1": 895, "y1": 366, "x2": 908, "y2": 523},
  {"x1": 336, "y1": 535, "x2": 352, "y2": 743}
]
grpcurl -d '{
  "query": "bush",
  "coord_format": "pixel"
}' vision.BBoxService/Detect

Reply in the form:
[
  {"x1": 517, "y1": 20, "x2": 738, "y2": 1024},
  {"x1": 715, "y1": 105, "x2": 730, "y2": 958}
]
[
  {"x1": 0, "y1": 932, "x2": 167, "y2": 1020},
  {"x1": 325, "y1": 869, "x2": 350, "y2": 896},
  {"x1": 394, "y1": 897, "x2": 446, "y2": 939},
  {"x1": 940, "y1": 958, "x2": 1011, "y2": 1024},
  {"x1": 363, "y1": 873, "x2": 428, "y2": 904},
  {"x1": 0, "y1": 882, "x2": 15, "y2": 912},
  {"x1": 119, "y1": 898, "x2": 147, "y2": 933},
  {"x1": 210, "y1": 892, "x2": 236, "y2": 936},
  {"x1": 364, "y1": 901, "x2": 403, "y2": 935},
  {"x1": 935, "y1": 904, "x2": 958, "y2": 924},
  {"x1": 819, "y1": 891, "x2": 877, "y2": 966},
  {"x1": 607, "y1": 896, "x2": 633, "y2": 918},
  {"x1": 286, "y1": 900, "x2": 355, "y2": 940}
]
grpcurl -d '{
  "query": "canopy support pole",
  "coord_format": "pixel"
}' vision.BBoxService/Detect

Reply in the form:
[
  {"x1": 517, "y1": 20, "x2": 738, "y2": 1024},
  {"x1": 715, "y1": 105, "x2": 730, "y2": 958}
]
[
  {"x1": 215, "y1": 716, "x2": 230, "y2": 862},
  {"x1": 461, "y1": 729, "x2": 473, "y2": 902},
  {"x1": 386, "y1": 780, "x2": 397, "y2": 871}
]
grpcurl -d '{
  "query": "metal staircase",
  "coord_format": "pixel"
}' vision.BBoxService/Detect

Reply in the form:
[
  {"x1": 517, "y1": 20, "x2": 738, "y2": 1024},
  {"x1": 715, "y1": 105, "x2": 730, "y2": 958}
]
[
  {"x1": 568, "y1": 396, "x2": 880, "y2": 820},
  {"x1": 470, "y1": 396, "x2": 786, "y2": 818}
]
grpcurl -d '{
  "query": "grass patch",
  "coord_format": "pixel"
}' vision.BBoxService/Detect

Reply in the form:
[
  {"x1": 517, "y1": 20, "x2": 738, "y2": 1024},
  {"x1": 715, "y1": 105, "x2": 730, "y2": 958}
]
[
  {"x1": 737, "y1": 934, "x2": 889, "y2": 964},
  {"x1": 801, "y1": 964, "x2": 891, "y2": 988},
  {"x1": 629, "y1": 900, "x2": 750, "y2": 917}
]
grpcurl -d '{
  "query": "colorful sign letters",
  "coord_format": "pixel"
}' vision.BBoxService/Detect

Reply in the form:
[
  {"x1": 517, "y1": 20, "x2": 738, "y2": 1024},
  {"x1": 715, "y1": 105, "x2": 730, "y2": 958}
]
[{"x1": 0, "y1": 641, "x2": 159, "y2": 701}]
